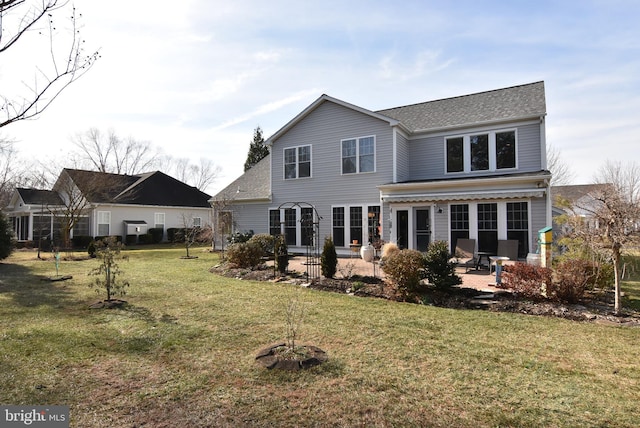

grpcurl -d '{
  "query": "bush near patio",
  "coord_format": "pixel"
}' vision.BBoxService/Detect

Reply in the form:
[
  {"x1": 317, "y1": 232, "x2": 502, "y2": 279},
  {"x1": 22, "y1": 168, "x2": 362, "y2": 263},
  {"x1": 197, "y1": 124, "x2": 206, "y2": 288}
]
[
  {"x1": 423, "y1": 240, "x2": 462, "y2": 290},
  {"x1": 381, "y1": 248, "x2": 426, "y2": 297},
  {"x1": 225, "y1": 241, "x2": 263, "y2": 269}
]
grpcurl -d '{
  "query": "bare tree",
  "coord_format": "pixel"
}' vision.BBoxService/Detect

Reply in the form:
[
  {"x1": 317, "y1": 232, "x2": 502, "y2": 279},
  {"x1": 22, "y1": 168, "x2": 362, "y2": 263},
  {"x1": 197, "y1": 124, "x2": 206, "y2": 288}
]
[
  {"x1": 0, "y1": 1, "x2": 99, "y2": 129},
  {"x1": 0, "y1": 137, "x2": 41, "y2": 207},
  {"x1": 563, "y1": 160, "x2": 640, "y2": 313},
  {"x1": 547, "y1": 144, "x2": 574, "y2": 186},
  {"x1": 72, "y1": 128, "x2": 220, "y2": 192},
  {"x1": 72, "y1": 128, "x2": 162, "y2": 175},
  {"x1": 171, "y1": 157, "x2": 221, "y2": 192}
]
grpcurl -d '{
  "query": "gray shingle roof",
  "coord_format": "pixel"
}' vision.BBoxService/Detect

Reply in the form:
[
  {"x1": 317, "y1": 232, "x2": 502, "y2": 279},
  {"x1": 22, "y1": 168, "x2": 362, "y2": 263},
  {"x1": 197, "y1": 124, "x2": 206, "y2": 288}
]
[
  {"x1": 63, "y1": 169, "x2": 211, "y2": 207},
  {"x1": 377, "y1": 81, "x2": 546, "y2": 132},
  {"x1": 16, "y1": 188, "x2": 64, "y2": 205},
  {"x1": 212, "y1": 155, "x2": 271, "y2": 202}
]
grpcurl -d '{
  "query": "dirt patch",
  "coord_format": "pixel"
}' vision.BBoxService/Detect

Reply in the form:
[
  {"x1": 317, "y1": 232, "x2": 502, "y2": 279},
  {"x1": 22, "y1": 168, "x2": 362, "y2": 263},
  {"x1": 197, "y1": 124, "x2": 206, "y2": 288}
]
[{"x1": 209, "y1": 264, "x2": 640, "y2": 327}]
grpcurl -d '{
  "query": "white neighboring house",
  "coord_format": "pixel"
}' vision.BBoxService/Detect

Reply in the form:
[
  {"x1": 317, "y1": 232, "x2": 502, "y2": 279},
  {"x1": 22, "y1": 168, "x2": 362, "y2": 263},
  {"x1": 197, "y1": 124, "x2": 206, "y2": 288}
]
[{"x1": 5, "y1": 168, "x2": 212, "y2": 245}]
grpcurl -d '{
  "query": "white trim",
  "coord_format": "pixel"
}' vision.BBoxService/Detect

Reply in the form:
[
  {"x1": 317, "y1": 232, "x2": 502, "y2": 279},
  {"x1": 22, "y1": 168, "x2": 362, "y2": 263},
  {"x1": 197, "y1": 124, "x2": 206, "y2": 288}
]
[
  {"x1": 340, "y1": 135, "x2": 377, "y2": 175},
  {"x1": 444, "y1": 128, "x2": 518, "y2": 175},
  {"x1": 283, "y1": 144, "x2": 312, "y2": 180}
]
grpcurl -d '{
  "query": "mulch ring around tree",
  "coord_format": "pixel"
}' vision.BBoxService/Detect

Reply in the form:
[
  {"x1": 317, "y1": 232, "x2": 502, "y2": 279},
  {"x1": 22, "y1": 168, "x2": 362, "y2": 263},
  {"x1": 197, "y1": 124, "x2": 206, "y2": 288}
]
[
  {"x1": 255, "y1": 342, "x2": 328, "y2": 371},
  {"x1": 209, "y1": 264, "x2": 640, "y2": 327},
  {"x1": 89, "y1": 299, "x2": 128, "y2": 309}
]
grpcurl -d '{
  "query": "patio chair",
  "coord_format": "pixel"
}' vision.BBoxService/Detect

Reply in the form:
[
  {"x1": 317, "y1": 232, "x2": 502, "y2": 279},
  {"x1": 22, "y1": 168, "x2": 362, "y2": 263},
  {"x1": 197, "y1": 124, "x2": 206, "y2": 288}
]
[
  {"x1": 453, "y1": 238, "x2": 477, "y2": 273},
  {"x1": 489, "y1": 239, "x2": 519, "y2": 274}
]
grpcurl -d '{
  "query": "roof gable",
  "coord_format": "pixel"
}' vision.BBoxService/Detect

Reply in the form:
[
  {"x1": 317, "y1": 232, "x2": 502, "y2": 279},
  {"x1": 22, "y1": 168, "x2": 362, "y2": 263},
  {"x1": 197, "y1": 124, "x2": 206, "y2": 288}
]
[{"x1": 267, "y1": 94, "x2": 400, "y2": 144}]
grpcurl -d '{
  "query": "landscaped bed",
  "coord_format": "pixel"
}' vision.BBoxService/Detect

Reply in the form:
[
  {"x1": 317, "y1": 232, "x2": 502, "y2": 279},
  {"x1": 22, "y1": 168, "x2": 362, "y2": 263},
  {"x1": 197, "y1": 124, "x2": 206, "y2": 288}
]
[{"x1": 211, "y1": 262, "x2": 640, "y2": 326}]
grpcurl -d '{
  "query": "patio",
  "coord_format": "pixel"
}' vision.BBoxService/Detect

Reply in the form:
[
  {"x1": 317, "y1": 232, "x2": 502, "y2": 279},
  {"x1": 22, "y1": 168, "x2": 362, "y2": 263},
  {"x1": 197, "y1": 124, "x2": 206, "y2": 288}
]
[{"x1": 286, "y1": 256, "x2": 503, "y2": 293}]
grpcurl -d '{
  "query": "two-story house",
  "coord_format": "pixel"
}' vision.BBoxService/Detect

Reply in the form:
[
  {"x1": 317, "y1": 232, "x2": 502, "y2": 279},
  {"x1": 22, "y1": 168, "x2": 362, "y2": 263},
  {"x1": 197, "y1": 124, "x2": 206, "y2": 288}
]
[{"x1": 212, "y1": 82, "x2": 552, "y2": 258}]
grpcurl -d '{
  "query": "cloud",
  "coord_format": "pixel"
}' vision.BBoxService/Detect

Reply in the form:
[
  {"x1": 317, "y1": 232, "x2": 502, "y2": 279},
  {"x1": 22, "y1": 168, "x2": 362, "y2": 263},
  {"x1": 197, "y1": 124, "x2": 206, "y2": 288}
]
[{"x1": 210, "y1": 89, "x2": 318, "y2": 131}]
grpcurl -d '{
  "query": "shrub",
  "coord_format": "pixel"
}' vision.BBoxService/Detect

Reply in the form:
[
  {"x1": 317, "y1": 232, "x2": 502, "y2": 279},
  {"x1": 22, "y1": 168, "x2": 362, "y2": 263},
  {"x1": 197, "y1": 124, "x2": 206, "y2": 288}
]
[
  {"x1": 226, "y1": 241, "x2": 263, "y2": 269},
  {"x1": 549, "y1": 259, "x2": 592, "y2": 303},
  {"x1": 321, "y1": 236, "x2": 338, "y2": 279},
  {"x1": 138, "y1": 233, "x2": 154, "y2": 245},
  {"x1": 382, "y1": 249, "x2": 426, "y2": 296},
  {"x1": 381, "y1": 242, "x2": 399, "y2": 260},
  {"x1": 423, "y1": 240, "x2": 462, "y2": 290},
  {"x1": 501, "y1": 262, "x2": 553, "y2": 300},
  {"x1": 248, "y1": 233, "x2": 275, "y2": 257},
  {"x1": 167, "y1": 228, "x2": 181, "y2": 243},
  {"x1": 148, "y1": 228, "x2": 164, "y2": 243},
  {"x1": 87, "y1": 240, "x2": 97, "y2": 258},
  {"x1": 274, "y1": 235, "x2": 289, "y2": 274},
  {"x1": 125, "y1": 234, "x2": 138, "y2": 245},
  {"x1": 71, "y1": 235, "x2": 92, "y2": 249},
  {"x1": 228, "y1": 230, "x2": 254, "y2": 244}
]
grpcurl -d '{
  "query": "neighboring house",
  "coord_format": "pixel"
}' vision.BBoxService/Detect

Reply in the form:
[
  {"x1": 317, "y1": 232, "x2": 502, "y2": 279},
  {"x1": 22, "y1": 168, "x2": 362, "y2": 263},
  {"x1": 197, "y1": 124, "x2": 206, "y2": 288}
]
[
  {"x1": 5, "y1": 168, "x2": 212, "y2": 244},
  {"x1": 212, "y1": 82, "x2": 552, "y2": 258},
  {"x1": 551, "y1": 184, "x2": 609, "y2": 237}
]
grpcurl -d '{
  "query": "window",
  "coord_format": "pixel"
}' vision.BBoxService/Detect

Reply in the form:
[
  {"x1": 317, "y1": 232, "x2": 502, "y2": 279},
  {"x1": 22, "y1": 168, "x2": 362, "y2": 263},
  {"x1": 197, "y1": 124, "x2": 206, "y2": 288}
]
[
  {"x1": 350, "y1": 207, "x2": 363, "y2": 245},
  {"x1": 446, "y1": 130, "x2": 516, "y2": 173},
  {"x1": 496, "y1": 131, "x2": 516, "y2": 169},
  {"x1": 193, "y1": 217, "x2": 202, "y2": 228},
  {"x1": 284, "y1": 145, "x2": 311, "y2": 179},
  {"x1": 332, "y1": 207, "x2": 345, "y2": 247},
  {"x1": 446, "y1": 137, "x2": 463, "y2": 173},
  {"x1": 218, "y1": 211, "x2": 232, "y2": 235},
  {"x1": 477, "y1": 203, "x2": 498, "y2": 253},
  {"x1": 367, "y1": 206, "x2": 381, "y2": 244},
  {"x1": 284, "y1": 208, "x2": 296, "y2": 245},
  {"x1": 342, "y1": 136, "x2": 375, "y2": 174},
  {"x1": 450, "y1": 204, "x2": 469, "y2": 250},
  {"x1": 470, "y1": 134, "x2": 489, "y2": 171},
  {"x1": 507, "y1": 202, "x2": 528, "y2": 258},
  {"x1": 97, "y1": 211, "x2": 111, "y2": 236},
  {"x1": 154, "y1": 212, "x2": 165, "y2": 230},
  {"x1": 269, "y1": 210, "x2": 281, "y2": 236}
]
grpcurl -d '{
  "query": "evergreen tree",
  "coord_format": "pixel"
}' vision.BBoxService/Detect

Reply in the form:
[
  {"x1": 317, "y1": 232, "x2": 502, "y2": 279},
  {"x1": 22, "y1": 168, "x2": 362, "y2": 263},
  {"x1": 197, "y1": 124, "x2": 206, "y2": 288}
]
[
  {"x1": 0, "y1": 211, "x2": 15, "y2": 260},
  {"x1": 244, "y1": 126, "x2": 269, "y2": 171}
]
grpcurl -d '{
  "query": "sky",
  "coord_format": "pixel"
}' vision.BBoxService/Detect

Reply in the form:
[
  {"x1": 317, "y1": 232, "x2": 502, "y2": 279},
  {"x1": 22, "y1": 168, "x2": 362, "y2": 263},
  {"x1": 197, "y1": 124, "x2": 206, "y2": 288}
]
[{"x1": 3, "y1": 0, "x2": 640, "y2": 195}]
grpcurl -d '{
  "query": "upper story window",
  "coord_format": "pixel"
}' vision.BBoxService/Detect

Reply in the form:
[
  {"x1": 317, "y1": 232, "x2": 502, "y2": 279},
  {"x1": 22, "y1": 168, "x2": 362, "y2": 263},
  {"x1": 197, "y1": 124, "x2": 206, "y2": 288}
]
[
  {"x1": 284, "y1": 145, "x2": 311, "y2": 179},
  {"x1": 342, "y1": 136, "x2": 375, "y2": 174},
  {"x1": 446, "y1": 130, "x2": 516, "y2": 173}
]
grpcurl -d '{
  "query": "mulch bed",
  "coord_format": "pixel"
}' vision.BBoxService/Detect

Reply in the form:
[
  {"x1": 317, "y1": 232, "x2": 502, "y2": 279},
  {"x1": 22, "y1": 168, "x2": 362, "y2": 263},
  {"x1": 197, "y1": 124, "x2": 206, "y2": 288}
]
[{"x1": 209, "y1": 264, "x2": 640, "y2": 327}]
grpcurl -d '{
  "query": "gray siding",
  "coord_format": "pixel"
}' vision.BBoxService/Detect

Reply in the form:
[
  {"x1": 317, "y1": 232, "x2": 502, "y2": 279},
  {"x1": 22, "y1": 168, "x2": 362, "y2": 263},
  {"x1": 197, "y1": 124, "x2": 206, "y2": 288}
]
[
  {"x1": 515, "y1": 123, "x2": 542, "y2": 172},
  {"x1": 530, "y1": 197, "x2": 548, "y2": 252},
  {"x1": 270, "y1": 101, "x2": 394, "y2": 245},
  {"x1": 395, "y1": 131, "x2": 411, "y2": 183},
  {"x1": 229, "y1": 202, "x2": 271, "y2": 235},
  {"x1": 407, "y1": 122, "x2": 543, "y2": 182}
]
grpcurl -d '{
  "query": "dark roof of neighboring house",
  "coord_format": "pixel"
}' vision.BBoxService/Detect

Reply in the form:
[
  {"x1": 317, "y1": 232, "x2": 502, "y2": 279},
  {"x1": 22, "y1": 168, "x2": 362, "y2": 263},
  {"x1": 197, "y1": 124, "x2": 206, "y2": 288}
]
[
  {"x1": 551, "y1": 184, "x2": 608, "y2": 205},
  {"x1": 63, "y1": 169, "x2": 211, "y2": 207},
  {"x1": 377, "y1": 81, "x2": 546, "y2": 132},
  {"x1": 16, "y1": 188, "x2": 64, "y2": 205},
  {"x1": 212, "y1": 155, "x2": 271, "y2": 202}
]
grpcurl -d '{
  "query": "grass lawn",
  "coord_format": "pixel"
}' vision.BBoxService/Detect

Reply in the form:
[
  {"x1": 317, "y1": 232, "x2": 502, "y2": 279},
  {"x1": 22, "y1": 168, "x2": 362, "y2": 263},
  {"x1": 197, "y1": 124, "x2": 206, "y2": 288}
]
[{"x1": 1, "y1": 246, "x2": 640, "y2": 427}]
